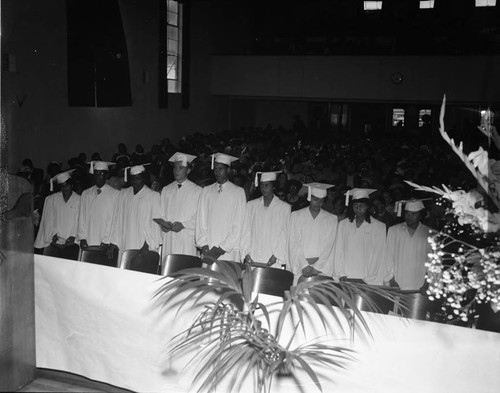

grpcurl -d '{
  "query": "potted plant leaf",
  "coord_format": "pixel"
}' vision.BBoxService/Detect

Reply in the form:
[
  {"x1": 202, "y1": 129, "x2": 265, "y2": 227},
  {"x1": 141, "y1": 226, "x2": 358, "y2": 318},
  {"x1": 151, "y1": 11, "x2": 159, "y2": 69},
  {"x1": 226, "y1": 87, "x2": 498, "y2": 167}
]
[{"x1": 154, "y1": 262, "x2": 401, "y2": 393}]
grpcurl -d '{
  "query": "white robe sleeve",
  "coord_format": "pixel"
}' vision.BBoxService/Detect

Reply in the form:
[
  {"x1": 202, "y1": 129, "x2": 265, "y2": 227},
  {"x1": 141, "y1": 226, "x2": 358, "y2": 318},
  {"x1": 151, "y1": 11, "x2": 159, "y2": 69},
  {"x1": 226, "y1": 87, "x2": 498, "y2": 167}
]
[
  {"x1": 144, "y1": 191, "x2": 162, "y2": 250},
  {"x1": 314, "y1": 215, "x2": 337, "y2": 277},
  {"x1": 34, "y1": 195, "x2": 56, "y2": 248},
  {"x1": 364, "y1": 221, "x2": 387, "y2": 285},
  {"x1": 195, "y1": 188, "x2": 209, "y2": 248},
  {"x1": 179, "y1": 186, "x2": 201, "y2": 231},
  {"x1": 239, "y1": 201, "x2": 253, "y2": 260},
  {"x1": 385, "y1": 226, "x2": 397, "y2": 283},
  {"x1": 77, "y1": 192, "x2": 89, "y2": 242},
  {"x1": 272, "y1": 203, "x2": 291, "y2": 264},
  {"x1": 288, "y1": 212, "x2": 308, "y2": 276},
  {"x1": 219, "y1": 188, "x2": 246, "y2": 253},
  {"x1": 333, "y1": 220, "x2": 347, "y2": 279}
]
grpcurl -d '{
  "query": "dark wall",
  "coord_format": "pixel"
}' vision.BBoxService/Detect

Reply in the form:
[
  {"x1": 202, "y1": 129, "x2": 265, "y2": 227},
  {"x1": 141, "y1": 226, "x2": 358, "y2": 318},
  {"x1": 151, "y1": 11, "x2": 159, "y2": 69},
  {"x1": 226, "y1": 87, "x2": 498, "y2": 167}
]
[{"x1": 2, "y1": 0, "x2": 228, "y2": 171}]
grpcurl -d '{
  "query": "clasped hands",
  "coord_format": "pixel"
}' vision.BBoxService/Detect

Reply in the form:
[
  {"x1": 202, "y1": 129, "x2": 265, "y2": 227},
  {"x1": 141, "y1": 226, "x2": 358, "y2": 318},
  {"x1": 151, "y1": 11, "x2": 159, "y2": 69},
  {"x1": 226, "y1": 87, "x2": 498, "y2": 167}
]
[
  {"x1": 159, "y1": 220, "x2": 184, "y2": 233},
  {"x1": 200, "y1": 245, "x2": 225, "y2": 264},
  {"x1": 51, "y1": 234, "x2": 75, "y2": 247},
  {"x1": 244, "y1": 254, "x2": 277, "y2": 268}
]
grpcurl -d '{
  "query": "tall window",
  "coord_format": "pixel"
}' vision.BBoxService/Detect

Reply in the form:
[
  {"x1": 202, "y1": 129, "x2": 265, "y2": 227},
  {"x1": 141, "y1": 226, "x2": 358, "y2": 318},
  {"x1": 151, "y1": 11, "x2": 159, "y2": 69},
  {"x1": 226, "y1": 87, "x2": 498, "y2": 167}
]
[
  {"x1": 392, "y1": 108, "x2": 405, "y2": 126},
  {"x1": 419, "y1": 109, "x2": 432, "y2": 127},
  {"x1": 166, "y1": 0, "x2": 182, "y2": 93}
]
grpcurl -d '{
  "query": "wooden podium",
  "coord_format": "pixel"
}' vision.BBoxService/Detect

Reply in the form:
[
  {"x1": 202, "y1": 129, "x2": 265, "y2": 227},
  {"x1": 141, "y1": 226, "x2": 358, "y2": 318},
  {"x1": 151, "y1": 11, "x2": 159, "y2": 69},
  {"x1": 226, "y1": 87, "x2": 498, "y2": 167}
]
[{"x1": 0, "y1": 174, "x2": 36, "y2": 391}]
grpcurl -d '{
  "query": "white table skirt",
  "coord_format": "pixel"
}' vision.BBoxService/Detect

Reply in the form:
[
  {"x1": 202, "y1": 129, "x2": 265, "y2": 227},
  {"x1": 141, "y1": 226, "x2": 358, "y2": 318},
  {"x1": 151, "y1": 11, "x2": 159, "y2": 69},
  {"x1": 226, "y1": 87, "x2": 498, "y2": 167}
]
[{"x1": 35, "y1": 255, "x2": 500, "y2": 392}]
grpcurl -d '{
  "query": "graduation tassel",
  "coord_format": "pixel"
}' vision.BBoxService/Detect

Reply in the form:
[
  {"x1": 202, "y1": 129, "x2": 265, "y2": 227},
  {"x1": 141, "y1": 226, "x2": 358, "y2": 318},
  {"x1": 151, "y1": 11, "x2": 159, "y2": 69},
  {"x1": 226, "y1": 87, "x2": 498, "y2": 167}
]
[
  {"x1": 254, "y1": 172, "x2": 261, "y2": 187},
  {"x1": 211, "y1": 154, "x2": 215, "y2": 170},
  {"x1": 50, "y1": 178, "x2": 54, "y2": 192},
  {"x1": 345, "y1": 190, "x2": 350, "y2": 206}
]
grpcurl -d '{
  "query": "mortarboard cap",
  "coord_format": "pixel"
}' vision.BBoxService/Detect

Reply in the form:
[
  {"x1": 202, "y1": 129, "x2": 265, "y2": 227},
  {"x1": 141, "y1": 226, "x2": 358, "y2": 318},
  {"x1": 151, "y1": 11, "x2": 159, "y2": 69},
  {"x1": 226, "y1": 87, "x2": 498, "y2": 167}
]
[
  {"x1": 88, "y1": 161, "x2": 115, "y2": 174},
  {"x1": 168, "y1": 152, "x2": 197, "y2": 167},
  {"x1": 394, "y1": 198, "x2": 428, "y2": 217},
  {"x1": 50, "y1": 169, "x2": 75, "y2": 192},
  {"x1": 124, "y1": 163, "x2": 151, "y2": 182},
  {"x1": 211, "y1": 152, "x2": 238, "y2": 169},
  {"x1": 254, "y1": 171, "x2": 282, "y2": 187},
  {"x1": 304, "y1": 182, "x2": 334, "y2": 201},
  {"x1": 344, "y1": 188, "x2": 377, "y2": 206}
]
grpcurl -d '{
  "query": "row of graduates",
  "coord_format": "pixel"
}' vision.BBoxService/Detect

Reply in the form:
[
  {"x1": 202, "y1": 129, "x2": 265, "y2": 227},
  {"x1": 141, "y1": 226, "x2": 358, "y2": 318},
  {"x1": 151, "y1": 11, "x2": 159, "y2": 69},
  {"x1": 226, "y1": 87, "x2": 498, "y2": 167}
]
[{"x1": 34, "y1": 152, "x2": 433, "y2": 291}]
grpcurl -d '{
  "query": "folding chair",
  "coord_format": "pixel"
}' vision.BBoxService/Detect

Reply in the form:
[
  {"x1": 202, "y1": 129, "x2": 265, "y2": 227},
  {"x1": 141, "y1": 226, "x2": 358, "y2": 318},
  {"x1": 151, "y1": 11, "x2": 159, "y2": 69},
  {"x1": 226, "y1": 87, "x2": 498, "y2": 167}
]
[
  {"x1": 161, "y1": 254, "x2": 203, "y2": 277},
  {"x1": 43, "y1": 243, "x2": 80, "y2": 261},
  {"x1": 251, "y1": 266, "x2": 294, "y2": 298},
  {"x1": 119, "y1": 250, "x2": 160, "y2": 275},
  {"x1": 79, "y1": 245, "x2": 118, "y2": 267}
]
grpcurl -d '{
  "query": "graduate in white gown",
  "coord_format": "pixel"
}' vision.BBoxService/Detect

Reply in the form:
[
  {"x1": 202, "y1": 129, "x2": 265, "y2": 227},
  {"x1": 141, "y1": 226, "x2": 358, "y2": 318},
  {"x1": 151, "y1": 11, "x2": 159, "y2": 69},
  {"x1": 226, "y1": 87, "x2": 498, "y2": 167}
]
[
  {"x1": 78, "y1": 161, "x2": 121, "y2": 248},
  {"x1": 333, "y1": 188, "x2": 386, "y2": 285},
  {"x1": 288, "y1": 183, "x2": 338, "y2": 280},
  {"x1": 110, "y1": 165, "x2": 162, "y2": 260},
  {"x1": 158, "y1": 152, "x2": 202, "y2": 258},
  {"x1": 35, "y1": 170, "x2": 80, "y2": 249},
  {"x1": 240, "y1": 171, "x2": 291, "y2": 266},
  {"x1": 385, "y1": 199, "x2": 434, "y2": 290},
  {"x1": 196, "y1": 153, "x2": 247, "y2": 263}
]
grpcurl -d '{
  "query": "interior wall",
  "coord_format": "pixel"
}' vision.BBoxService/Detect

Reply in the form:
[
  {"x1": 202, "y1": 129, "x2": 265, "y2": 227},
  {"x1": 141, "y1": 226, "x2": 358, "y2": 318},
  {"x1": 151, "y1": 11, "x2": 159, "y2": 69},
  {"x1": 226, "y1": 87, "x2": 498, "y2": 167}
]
[
  {"x1": 254, "y1": 100, "x2": 308, "y2": 130},
  {"x1": 212, "y1": 55, "x2": 500, "y2": 104},
  {"x1": 1, "y1": 0, "x2": 226, "y2": 172}
]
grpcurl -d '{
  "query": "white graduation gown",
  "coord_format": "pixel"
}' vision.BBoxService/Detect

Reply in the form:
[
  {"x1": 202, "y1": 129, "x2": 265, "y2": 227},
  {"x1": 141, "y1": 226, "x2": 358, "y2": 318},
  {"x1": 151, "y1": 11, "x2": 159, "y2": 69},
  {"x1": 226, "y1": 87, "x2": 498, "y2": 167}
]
[
  {"x1": 77, "y1": 184, "x2": 121, "y2": 246},
  {"x1": 111, "y1": 186, "x2": 162, "y2": 259},
  {"x1": 34, "y1": 192, "x2": 81, "y2": 248},
  {"x1": 385, "y1": 222, "x2": 434, "y2": 290},
  {"x1": 333, "y1": 218, "x2": 386, "y2": 285},
  {"x1": 240, "y1": 195, "x2": 291, "y2": 264},
  {"x1": 288, "y1": 207, "x2": 337, "y2": 278},
  {"x1": 160, "y1": 179, "x2": 202, "y2": 258},
  {"x1": 195, "y1": 181, "x2": 246, "y2": 261}
]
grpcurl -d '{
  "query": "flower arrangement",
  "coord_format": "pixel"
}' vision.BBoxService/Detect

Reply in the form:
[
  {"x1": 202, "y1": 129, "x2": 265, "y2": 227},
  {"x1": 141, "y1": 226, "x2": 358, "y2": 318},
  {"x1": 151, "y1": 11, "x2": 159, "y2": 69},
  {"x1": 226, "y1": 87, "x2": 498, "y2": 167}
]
[{"x1": 408, "y1": 95, "x2": 500, "y2": 324}]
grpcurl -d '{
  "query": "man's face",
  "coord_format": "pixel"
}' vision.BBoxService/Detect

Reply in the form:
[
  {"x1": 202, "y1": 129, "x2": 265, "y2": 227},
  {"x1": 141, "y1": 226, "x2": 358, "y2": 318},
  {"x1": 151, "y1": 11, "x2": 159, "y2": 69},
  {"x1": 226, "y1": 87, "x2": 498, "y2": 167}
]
[
  {"x1": 259, "y1": 181, "x2": 274, "y2": 197},
  {"x1": 173, "y1": 162, "x2": 190, "y2": 182},
  {"x1": 130, "y1": 174, "x2": 145, "y2": 193},
  {"x1": 60, "y1": 181, "x2": 72, "y2": 196},
  {"x1": 405, "y1": 210, "x2": 421, "y2": 227},
  {"x1": 309, "y1": 195, "x2": 325, "y2": 210},
  {"x1": 276, "y1": 190, "x2": 286, "y2": 201},
  {"x1": 94, "y1": 170, "x2": 108, "y2": 188},
  {"x1": 213, "y1": 163, "x2": 229, "y2": 184},
  {"x1": 353, "y1": 201, "x2": 369, "y2": 219}
]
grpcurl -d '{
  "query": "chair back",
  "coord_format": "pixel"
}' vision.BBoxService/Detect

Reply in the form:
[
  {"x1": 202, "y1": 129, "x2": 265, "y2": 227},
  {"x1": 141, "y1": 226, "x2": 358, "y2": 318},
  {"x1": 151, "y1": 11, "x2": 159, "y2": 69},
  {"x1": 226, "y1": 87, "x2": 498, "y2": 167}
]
[
  {"x1": 349, "y1": 286, "x2": 397, "y2": 315},
  {"x1": 120, "y1": 250, "x2": 160, "y2": 275},
  {"x1": 297, "y1": 275, "x2": 342, "y2": 306},
  {"x1": 251, "y1": 267, "x2": 294, "y2": 298},
  {"x1": 43, "y1": 243, "x2": 80, "y2": 261},
  {"x1": 161, "y1": 254, "x2": 203, "y2": 276},
  {"x1": 79, "y1": 246, "x2": 118, "y2": 267},
  {"x1": 398, "y1": 290, "x2": 441, "y2": 320},
  {"x1": 210, "y1": 260, "x2": 245, "y2": 277}
]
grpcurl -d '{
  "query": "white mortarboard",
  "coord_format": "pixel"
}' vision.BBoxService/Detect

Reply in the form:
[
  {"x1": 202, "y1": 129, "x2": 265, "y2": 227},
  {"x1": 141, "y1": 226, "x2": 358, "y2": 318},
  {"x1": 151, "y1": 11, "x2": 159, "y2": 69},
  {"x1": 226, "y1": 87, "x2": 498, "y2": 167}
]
[
  {"x1": 394, "y1": 199, "x2": 427, "y2": 217},
  {"x1": 168, "y1": 152, "x2": 197, "y2": 167},
  {"x1": 211, "y1": 152, "x2": 238, "y2": 169},
  {"x1": 124, "y1": 163, "x2": 151, "y2": 182},
  {"x1": 88, "y1": 161, "x2": 115, "y2": 174},
  {"x1": 304, "y1": 182, "x2": 334, "y2": 201},
  {"x1": 50, "y1": 169, "x2": 75, "y2": 192},
  {"x1": 254, "y1": 171, "x2": 282, "y2": 187},
  {"x1": 344, "y1": 188, "x2": 377, "y2": 206}
]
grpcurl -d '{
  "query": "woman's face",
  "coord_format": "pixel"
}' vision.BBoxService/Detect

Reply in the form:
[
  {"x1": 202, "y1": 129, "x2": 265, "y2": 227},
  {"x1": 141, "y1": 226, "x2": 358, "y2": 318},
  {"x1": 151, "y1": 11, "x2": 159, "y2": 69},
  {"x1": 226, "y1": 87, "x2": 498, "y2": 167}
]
[{"x1": 353, "y1": 201, "x2": 369, "y2": 219}]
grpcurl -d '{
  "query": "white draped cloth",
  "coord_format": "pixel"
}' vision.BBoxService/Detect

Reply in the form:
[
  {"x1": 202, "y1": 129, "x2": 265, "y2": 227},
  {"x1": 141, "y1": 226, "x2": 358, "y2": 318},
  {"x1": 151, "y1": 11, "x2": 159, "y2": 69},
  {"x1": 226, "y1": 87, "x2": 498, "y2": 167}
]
[
  {"x1": 34, "y1": 192, "x2": 81, "y2": 248},
  {"x1": 288, "y1": 207, "x2": 337, "y2": 277},
  {"x1": 385, "y1": 222, "x2": 434, "y2": 290},
  {"x1": 195, "y1": 181, "x2": 246, "y2": 261},
  {"x1": 77, "y1": 184, "x2": 121, "y2": 246},
  {"x1": 240, "y1": 195, "x2": 291, "y2": 264},
  {"x1": 111, "y1": 186, "x2": 162, "y2": 258},
  {"x1": 334, "y1": 218, "x2": 387, "y2": 285},
  {"x1": 160, "y1": 179, "x2": 202, "y2": 258}
]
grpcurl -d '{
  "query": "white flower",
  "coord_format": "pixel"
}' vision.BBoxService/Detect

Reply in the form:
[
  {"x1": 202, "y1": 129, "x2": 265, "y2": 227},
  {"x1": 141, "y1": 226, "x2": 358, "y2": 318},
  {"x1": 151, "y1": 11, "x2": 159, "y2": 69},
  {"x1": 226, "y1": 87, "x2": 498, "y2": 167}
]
[{"x1": 468, "y1": 147, "x2": 489, "y2": 177}]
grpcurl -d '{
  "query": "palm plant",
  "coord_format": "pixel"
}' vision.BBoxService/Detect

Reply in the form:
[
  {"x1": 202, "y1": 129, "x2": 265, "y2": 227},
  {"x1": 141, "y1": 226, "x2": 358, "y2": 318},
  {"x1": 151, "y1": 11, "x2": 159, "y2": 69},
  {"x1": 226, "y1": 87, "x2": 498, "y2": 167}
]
[{"x1": 154, "y1": 262, "x2": 401, "y2": 393}]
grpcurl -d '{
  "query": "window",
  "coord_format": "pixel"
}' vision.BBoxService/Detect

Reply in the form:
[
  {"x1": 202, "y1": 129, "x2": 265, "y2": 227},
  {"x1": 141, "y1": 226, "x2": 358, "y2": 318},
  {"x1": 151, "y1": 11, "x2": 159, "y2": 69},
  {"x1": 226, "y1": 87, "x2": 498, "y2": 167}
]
[
  {"x1": 166, "y1": 0, "x2": 182, "y2": 93},
  {"x1": 475, "y1": 0, "x2": 496, "y2": 6},
  {"x1": 419, "y1": 109, "x2": 432, "y2": 127},
  {"x1": 419, "y1": 1, "x2": 435, "y2": 9},
  {"x1": 392, "y1": 108, "x2": 405, "y2": 126},
  {"x1": 364, "y1": 1, "x2": 383, "y2": 11}
]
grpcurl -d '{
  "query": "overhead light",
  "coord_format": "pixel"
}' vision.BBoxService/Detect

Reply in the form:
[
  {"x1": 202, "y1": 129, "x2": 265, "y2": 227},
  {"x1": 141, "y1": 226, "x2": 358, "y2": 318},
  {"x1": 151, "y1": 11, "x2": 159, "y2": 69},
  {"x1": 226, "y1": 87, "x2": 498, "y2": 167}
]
[
  {"x1": 364, "y1": 1, "x2": 383, "y2": 11},
  {"x1": 419, "y1": 0, "x2": 435, "y2": 9},
  {"x1": 475, "y1": 0, "x2": 496, "y2": 7}
]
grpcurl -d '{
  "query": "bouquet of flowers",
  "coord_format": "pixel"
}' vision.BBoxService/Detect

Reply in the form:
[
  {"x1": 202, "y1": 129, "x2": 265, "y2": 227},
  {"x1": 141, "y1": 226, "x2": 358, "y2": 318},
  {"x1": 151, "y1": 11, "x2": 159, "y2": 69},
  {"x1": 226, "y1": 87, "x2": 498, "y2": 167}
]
[{"x1": 408, "y1": 96, "x2": 500, "y2": 323}]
